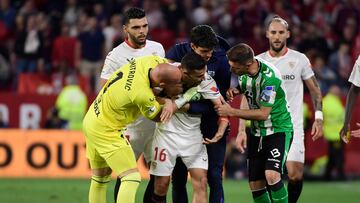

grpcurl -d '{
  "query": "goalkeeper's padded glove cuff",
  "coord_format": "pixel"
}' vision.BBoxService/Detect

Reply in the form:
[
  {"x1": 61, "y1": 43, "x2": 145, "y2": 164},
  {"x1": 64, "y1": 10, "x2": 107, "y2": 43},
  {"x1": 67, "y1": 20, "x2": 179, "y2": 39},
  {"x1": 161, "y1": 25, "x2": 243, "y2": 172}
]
[{"x1": 174, "y1": 97, "x2": 187, "y2": 109}]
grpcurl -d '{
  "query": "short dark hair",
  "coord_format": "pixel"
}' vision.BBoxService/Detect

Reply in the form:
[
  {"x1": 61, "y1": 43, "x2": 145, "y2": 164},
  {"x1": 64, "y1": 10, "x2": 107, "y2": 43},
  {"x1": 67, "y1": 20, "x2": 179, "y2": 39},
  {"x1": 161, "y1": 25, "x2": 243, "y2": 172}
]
[
  {"x1": 227, "y1": 43, "x2": 254, "y2": 64},
  {"x1": 181, "y1": 52, "x2": 207, "y2": 71},
  {"x1": 190, "y1": 25, "x2": 219, "y2": 49},
  {"x1": 123, "y1": 7, "x2": 146, "y2": 25}
]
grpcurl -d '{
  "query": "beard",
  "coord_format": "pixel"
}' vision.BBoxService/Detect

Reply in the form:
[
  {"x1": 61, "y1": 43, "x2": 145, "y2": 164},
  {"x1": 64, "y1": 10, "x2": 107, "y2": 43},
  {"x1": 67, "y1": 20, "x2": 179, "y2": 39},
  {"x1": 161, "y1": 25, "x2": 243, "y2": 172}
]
[
  {"x1": 270, "y1": 41, "x2": 286, "y2": 53},
  {"x1": 129, "y1": 34, "x2": 146, "y2": 46}
]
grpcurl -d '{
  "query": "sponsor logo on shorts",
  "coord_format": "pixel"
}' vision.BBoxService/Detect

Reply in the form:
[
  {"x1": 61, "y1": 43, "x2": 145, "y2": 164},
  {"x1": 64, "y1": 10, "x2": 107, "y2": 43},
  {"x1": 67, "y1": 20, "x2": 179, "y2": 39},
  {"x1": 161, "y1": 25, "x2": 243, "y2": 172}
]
[
  {"x1": 151, "y1": 161, "x2": 157, "y2": 169},
  {"x1": 268, "y1": 158, "x2": 280, "y2": 163},
  {"x1": 202, "y1": 158, "x2": 208, "y2": 162},
  {"x1": 270, "y1": 148, "x2": 281, "y2": 158}
]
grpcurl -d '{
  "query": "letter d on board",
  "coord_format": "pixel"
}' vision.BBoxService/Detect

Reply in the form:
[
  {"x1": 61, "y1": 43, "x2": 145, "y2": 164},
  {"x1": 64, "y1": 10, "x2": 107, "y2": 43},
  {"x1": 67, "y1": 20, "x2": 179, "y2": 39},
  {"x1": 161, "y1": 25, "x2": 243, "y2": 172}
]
[{"x1": 0, "y1": 143, "x2": 12, "y2": 167}]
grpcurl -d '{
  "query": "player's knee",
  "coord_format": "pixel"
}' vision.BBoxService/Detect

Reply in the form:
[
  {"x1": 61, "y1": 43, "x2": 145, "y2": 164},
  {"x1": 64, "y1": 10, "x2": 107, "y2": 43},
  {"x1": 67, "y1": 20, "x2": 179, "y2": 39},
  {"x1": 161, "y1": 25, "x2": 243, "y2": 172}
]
[
  {"x1": 91, "y1": 174, "x2": 112, "y2": 184},
  {"x1": 193, "y1": 175, "x2": 208, "y2": 192},
  {"x1": 288, "y1": 171, "x2": 303, "y2": 182},
  {"x1": 154, "y1": 177, "x2": 170, "y2": 195},
  {"x1": 121, "y1": 172, "x2": 141, "y2": 184},
  {"x1": 265, "y1": 170, "x2": 281, "y2": 185},
  {"x1": 199, "y1": 176, "x2": 208, "y2": 191}
]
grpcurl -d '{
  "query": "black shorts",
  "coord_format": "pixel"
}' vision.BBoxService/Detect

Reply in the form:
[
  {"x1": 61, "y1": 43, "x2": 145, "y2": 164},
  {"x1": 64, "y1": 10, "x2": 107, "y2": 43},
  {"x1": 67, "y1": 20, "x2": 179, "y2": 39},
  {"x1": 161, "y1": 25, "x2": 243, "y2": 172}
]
[{"x1": 247, "y1": 132, "x2": 293, "y2": 181}]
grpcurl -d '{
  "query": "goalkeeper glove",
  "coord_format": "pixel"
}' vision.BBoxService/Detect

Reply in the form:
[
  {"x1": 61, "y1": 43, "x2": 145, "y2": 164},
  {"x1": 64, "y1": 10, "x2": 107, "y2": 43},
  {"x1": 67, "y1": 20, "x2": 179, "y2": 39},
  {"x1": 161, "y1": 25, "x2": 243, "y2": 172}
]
[{"x1": 174, "y1": 87, "x2": 201, "y2": 109}]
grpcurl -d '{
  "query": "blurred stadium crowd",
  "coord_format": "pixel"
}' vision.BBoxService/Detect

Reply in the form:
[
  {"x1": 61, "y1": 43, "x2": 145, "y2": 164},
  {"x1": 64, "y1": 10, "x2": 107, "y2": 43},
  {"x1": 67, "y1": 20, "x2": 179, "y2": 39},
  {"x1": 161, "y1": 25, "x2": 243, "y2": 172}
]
[{"x1": 0, "y1": 0, "x2": 359, "y2": 95}]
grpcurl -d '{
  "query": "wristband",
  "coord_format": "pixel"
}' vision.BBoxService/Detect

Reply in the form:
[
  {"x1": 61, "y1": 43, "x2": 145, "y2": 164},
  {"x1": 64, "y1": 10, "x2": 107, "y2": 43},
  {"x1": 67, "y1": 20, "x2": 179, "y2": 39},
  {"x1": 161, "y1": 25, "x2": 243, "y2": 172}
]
[{"x1": 315, "y1": 110, "x2": 323, "y2": 120}]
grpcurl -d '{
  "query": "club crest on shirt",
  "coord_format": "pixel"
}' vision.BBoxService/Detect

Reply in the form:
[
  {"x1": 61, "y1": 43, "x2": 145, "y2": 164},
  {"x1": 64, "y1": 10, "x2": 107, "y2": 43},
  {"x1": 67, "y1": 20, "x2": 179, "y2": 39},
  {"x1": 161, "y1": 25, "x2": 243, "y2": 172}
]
[{"x1": 288, "y1": 61, "x2": 295, "y2": 68}]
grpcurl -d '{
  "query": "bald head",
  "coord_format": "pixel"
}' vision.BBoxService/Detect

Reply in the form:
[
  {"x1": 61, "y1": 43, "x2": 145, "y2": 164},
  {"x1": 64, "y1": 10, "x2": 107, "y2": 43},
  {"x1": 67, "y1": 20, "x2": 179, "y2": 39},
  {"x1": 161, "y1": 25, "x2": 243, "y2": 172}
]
[
  {"x1": 150, "y1": 54, "x2": 207, "y2": 97},
  {"x1": 150, "y1": 63, "x2": 183, "y2": 97},
  {"x1": 152, "y1": 63, "x2": 182, "y2": 85}
]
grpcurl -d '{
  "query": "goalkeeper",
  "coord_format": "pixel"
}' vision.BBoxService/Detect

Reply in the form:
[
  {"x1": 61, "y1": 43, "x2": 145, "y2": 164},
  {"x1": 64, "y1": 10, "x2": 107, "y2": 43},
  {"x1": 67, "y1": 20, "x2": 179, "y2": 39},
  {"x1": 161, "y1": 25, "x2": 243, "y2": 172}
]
[
  {"x1": 82, "y1": 53, "x2": 207, "y2": 203},
  {"x1": 148, "y1": 73, "x2": 229, "y2": 203}
]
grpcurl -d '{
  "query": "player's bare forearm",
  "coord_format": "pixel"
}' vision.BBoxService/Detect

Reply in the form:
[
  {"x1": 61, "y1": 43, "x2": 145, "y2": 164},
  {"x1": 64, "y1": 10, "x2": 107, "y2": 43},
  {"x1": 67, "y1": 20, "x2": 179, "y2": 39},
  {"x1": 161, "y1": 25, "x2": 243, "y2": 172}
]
[
  {"x1": 305, "y1": 77, "x2": 323, "y2": 140},
  {"x1": 343, "y1": 85, "x2": 360, "y2": 127},
  {"x1": 217, "y1": 118, "x2": 229, "y2": 135},
  {"x1": 216, "y1": 102, "x2": 271, "y2": 121},
  {"x1": 203, "y1": 119, "x2": 228, "y2": 144},
  {"x1": 305, "y1": 76, "x2": 323, "y2": 111},
  {"x1": 236, "y1": 108, "x2": 270, "y2": 120},
  {"x1": 238, "y1": 95, "x2": 248, "y2": 134},
  {"x1": 211, "y1": 97, "x2": 229, "y2": 135},
  {"x1": 236, "y1": 99, "x2": 248, "y2": 152}
]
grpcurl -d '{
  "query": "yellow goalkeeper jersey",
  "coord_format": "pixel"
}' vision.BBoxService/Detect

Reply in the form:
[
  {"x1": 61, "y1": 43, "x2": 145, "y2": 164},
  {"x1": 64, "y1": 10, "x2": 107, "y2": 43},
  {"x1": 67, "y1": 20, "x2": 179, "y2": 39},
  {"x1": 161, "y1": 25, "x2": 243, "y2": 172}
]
[{"x1": 83, "y1": 55, "x2": 168, "y2": 133}]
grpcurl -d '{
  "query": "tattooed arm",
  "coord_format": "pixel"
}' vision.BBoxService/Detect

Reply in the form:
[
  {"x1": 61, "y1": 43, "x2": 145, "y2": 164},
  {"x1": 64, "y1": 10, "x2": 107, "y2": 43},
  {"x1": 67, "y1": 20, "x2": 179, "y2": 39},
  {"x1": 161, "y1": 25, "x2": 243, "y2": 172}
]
[{"x1": 304, "y1": 76, "x2": 323, "y2": 140}]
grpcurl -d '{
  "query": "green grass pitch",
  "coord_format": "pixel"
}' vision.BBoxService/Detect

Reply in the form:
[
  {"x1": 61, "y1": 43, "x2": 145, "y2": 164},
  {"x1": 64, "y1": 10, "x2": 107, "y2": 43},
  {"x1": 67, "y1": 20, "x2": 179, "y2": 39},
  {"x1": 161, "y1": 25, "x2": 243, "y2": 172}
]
[{"x1": 0, "y1": 179, "x2": 359, "y2": 202}]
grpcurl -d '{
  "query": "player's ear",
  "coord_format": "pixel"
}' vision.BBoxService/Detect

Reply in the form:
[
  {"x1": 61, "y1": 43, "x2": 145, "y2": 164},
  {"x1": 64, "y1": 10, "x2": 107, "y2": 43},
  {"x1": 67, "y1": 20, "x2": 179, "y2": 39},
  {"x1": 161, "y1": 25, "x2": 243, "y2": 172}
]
[
  {"x1": 159, "y1": 82, "x2": 165, "y2": 88},
  {"x1": 190, "y1": 43, "x2": 196, "y2": 51},
  {"x1": 265, "y1": 30, "x2": 269, "y2": 39},
  {"x1": 287, "y1": 30, "x2": 290, "y2": 39}
]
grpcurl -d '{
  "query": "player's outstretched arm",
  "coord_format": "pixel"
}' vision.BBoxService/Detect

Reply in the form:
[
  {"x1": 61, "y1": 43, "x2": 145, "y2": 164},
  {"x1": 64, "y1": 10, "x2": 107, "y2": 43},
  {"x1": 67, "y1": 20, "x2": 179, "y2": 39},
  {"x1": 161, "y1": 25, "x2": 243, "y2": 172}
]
[
  {"x1": 204, "y1": 96, "x2": 229, "y2": 144},
  {"x1": 215, "y1": 101, "x2": 271, "y2": 121},
  {"x1": 304, "y1": 76, "x2": 323, "y2": 141}
]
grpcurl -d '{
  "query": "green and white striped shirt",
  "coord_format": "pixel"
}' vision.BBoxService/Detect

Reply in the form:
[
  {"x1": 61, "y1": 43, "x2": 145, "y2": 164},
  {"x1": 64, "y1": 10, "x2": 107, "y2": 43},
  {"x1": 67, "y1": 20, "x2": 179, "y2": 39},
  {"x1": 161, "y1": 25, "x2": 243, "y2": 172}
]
[{"x1": 238, "y1": 57, "x2": 293, "y2": 136}]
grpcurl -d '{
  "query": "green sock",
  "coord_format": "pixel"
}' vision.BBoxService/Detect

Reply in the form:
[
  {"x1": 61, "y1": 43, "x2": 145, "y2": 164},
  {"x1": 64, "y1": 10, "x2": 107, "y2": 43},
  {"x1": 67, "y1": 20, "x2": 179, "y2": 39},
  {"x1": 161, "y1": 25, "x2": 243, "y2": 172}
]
[
  {"x1": 271, "y1": 184, "x2": 288, "y2": 203},
  {"x1": 89, "y1": 175, "x2": 111, "y2": 203},
  {"x1": 254, "y1": 190, "x2": 272, "y2": 203},
  {"x1": 117, "y1": 172, "x2": 141, "y2": 203}
]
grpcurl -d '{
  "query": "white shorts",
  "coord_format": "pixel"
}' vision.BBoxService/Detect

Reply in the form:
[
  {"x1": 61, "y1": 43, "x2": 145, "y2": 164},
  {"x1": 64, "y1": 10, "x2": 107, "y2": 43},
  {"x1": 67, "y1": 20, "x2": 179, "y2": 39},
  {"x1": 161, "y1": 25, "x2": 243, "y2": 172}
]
[
  {"x1": 286, "y1": 130, "x2": 305, "y2": 163},
  {"x1": 149, "y1": 130, "x2": 208, "y2": 176},
  {"x1": 125, "y1": 116, "x2": 155, "y2": 163}
]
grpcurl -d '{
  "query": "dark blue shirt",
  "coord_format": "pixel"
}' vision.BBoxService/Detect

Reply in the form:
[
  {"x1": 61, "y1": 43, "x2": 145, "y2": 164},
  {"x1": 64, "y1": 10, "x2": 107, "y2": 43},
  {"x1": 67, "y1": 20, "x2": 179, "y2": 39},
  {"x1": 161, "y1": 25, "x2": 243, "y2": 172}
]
[
  {"x1": 78, "y1": 28, "x2": 105, "y2": 62},
  {"x1": 166, "y1": 37, "x2": 231, "y2": 138}
]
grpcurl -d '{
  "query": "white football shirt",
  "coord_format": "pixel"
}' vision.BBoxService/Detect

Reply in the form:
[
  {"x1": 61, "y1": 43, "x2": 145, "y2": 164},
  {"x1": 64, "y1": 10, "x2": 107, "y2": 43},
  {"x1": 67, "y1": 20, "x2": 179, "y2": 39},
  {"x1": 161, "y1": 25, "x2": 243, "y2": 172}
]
[
  {"x1": 156, "y1": 74, "x2": 221, "y2": 144},
  {"x1": 257, "y1": 48, "x2": 314, "y2": 134},
  {"x1": 349, "y1": 55, "x2": 360, "y2": 87},
  {"x1": 101, "y1": 39, "x2": 165, "y2": 129},
  {"x1": 101, "y1": 39, "x2": 165, "y2": 79}
]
